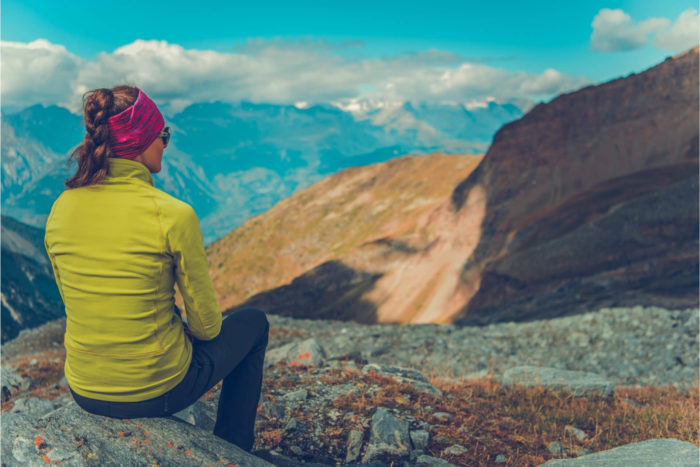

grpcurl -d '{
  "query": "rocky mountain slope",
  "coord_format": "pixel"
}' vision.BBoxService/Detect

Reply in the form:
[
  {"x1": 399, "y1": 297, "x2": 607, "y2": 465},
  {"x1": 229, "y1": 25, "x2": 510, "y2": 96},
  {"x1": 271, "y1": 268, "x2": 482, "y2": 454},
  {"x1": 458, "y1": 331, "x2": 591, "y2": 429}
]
[
  {"x1": 1, "y1": 305, "x2": 697, "y2": 466},
  {"x1": 209, "y1": 47, "x2": 699, "y2": 325},
  {"x1": 0, "y1": 216, "x2": 63, "y2": 342},
  {"x1": 451, "y1": 46, "x2": 699, "y2": 324},
  {"x1": 207, "y1": 153, "x2": 483, "y2": 319}
]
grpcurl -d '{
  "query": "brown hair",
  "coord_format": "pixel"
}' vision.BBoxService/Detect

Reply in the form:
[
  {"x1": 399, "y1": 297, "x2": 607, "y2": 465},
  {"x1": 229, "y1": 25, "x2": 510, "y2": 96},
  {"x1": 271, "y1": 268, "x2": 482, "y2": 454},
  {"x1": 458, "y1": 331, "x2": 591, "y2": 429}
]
[{"x1": 65, "y1": 85, "x2": 139, "y2": 188}]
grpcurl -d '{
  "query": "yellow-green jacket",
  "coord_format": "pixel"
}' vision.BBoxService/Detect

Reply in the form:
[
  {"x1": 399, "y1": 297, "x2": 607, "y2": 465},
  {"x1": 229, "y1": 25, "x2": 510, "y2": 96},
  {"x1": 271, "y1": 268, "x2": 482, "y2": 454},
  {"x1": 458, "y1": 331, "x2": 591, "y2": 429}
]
[{"x1": 44, "y1": 158, "x2": 222, "y2": 402}]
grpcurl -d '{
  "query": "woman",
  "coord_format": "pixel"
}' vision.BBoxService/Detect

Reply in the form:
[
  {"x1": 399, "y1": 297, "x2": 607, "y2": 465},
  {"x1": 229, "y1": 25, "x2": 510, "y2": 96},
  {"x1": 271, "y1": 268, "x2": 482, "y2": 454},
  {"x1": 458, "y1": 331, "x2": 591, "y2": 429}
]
[{"x1": 44, "y1": 85, "x2": 269, "y2": 453}]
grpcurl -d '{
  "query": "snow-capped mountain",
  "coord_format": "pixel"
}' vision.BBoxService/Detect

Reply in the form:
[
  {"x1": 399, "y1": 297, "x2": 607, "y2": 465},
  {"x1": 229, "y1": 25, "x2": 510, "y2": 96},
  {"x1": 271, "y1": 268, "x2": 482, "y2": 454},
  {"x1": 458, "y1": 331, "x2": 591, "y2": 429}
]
[{"x1": 2, "y1": 99, "x2": 524, "y2": 243}]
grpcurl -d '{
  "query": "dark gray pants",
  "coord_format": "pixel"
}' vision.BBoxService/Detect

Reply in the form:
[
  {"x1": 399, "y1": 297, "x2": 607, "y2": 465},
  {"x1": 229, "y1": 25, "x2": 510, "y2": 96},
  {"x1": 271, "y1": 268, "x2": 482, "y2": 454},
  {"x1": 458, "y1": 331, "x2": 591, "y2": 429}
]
[{"x1": 70, "y1": 308, "x2": 270, "y2": 452}]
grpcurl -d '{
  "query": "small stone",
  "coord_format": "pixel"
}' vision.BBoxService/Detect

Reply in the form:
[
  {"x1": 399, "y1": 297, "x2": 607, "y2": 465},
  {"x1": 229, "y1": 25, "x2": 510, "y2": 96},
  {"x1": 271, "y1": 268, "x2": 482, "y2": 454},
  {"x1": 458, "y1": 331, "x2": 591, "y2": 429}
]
[
  {"x1": 623, "y1": 398, "x2": 644, "y2": 408},
  {"x1": 548, "y1": 441, "x2": 566, "y2": 458},
  {"x1": 500, "y1": 366, "x2": 615, "y2": 398},
  {"x1": 344, "y1": 429, "x2": 364, "y2": 463},
  {"x1": 258, "y1": 401, "x2": 285, "y2": 420},
  {"x1": 361, "y1": 407, "x2": 411, "y2": 462},
  {"x1": 10, "y1": 397, "x2": 58, "y2": 417},
  {"x1": 564, "y1": 425, "x2": 586, "y2": 441},
  {"x1": 171, "y1": 400, "x2": 215, "y2": 431},
  {"x1": 415, "y1": 454, "x2": 455, "y2": 466},
  {"x1": 410, "y1": 429, "x2": 430, "y2": 451},
  {"x1": 444, "y1": 444, "x2": 468, "y2": 455},
  {"x1": 432, "y1": 412, "x2": 453, "y2": 422},
  {"x1": 283, "y1": 389, "x2": 308, "y2": 403},
  {"x1": 1, "y1": 366, "x2": 34, "y2": 401},
  {"x1": 289, "y1": 445, "x2": 303, "y2": 456},
  {"x1": 463, "y1": 369, "x2": 489, "y2": 380},
  {"x1": 264, "y1": 338, "x2": 326, "y2": 367}
]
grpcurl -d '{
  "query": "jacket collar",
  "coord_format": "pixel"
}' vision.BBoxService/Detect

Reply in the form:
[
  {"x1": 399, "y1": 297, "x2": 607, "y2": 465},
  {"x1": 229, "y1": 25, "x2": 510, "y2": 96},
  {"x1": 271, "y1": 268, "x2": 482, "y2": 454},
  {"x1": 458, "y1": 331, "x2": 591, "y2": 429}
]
[{"x1": 106, "y1": 158, "x2": 154, "y2": 186}]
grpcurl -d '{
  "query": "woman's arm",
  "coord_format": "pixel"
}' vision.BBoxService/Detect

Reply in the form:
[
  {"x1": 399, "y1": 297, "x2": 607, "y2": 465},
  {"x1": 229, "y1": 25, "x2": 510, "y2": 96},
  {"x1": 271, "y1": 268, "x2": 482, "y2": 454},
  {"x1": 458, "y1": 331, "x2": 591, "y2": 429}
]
[{"x1": 166, "y1": 203, "x2": 222, "y2": 341}]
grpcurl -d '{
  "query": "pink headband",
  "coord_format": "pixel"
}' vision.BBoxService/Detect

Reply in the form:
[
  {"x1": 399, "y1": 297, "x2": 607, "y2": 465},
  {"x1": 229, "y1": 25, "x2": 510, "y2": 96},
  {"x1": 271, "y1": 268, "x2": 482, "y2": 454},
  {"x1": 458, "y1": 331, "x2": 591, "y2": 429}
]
[{"x1": 108, "y1": 88, "x2": 164, "y2": 159}]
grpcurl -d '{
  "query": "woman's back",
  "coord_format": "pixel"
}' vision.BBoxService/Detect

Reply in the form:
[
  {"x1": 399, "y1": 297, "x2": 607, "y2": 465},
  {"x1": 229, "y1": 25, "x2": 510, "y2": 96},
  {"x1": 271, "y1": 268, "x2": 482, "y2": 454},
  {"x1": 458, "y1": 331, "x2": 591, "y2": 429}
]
[{"x1": 45, "y1": 157, "x2": 219, "y2": 401}]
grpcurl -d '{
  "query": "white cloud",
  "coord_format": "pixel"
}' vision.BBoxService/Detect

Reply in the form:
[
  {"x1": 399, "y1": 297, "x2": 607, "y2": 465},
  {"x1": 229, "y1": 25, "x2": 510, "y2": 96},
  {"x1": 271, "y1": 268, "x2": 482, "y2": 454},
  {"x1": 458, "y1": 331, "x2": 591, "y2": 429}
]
[
  {"x1": 1, "y1": 39, "x2": 82, "y2": 109},
  {"x1": 655, "y1": 9, "x2": 700, "y2": 51},
  {"x1": 591, "y1": 8, "x2": 698, "y2": 53},
  {"x1": 2, "y1": 38, "x2": 590, "y2": 115}
]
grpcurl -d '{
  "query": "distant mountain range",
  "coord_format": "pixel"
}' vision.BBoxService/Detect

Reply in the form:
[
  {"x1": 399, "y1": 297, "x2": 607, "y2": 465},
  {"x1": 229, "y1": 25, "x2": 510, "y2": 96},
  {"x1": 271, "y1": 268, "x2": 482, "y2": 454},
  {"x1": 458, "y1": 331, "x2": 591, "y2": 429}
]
[
  {"x1": 206, "y1": 47, "x2": 699, "y2": 325},
  {"x1": 1, "y1": 215, "x2": 63, "y2": 342},
  {"x1": 1, "y1": 99, "x2": 522, "y2": 243}
]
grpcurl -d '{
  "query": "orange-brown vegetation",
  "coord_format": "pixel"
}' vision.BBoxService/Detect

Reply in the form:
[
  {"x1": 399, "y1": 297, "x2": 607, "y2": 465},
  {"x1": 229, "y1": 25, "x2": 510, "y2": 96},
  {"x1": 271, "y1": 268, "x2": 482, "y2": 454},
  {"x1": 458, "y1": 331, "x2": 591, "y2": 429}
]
[
  {"x1": 3, "y1": 345, "x2": 697, "y2": 466},
  {"x1": 205, "y1": 153, "x2": 484, "y2": 324},
  {"x1": 258, "y1": 363, "x2": 699, "y2": 466}
]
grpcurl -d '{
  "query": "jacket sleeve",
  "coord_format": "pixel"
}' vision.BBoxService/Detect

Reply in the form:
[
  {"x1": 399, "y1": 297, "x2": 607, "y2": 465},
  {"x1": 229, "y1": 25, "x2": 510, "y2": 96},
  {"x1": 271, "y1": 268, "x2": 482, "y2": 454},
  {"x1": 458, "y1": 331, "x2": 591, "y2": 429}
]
[
  {"x1": 166, "y1": 203, "x2": 222, "y2": 341},
  {"x1": 44, "y1": 197, "x2": 66, "y2": 306}
]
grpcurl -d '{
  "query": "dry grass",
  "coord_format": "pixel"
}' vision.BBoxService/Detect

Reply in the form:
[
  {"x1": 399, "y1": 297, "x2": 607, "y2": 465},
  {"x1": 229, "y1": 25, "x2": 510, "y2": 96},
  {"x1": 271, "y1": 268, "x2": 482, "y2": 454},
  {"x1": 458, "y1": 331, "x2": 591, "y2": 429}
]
[
  {"x1": 256, "y1": 363, "x2": 699, "y2": 466},
  {"x1": 4, "y1": 349, "x2": 697, "y2": 466}
]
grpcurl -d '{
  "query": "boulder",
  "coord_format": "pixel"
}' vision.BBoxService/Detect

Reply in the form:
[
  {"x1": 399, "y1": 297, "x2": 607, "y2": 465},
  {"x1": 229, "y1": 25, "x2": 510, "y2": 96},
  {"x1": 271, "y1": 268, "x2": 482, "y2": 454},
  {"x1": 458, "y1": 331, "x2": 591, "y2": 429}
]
[
  {"x1": 499, "y1": 366, "x2": 615, "y2": 397},
  {"x1": 1, "y1": 401, "x2": 274, "y2": 466},
  {"x1": 265, "y1": 338, "x2": 326, "y2": 367},
  {"x1": 539, "y1": 438, "x2": 699, "y2": 466},
  {"x1": 361, "y1": 407, "x2": 412, "y2": 463},
  {"x1": 1, "y1": 365, "x2": 34, "y2": 401}
]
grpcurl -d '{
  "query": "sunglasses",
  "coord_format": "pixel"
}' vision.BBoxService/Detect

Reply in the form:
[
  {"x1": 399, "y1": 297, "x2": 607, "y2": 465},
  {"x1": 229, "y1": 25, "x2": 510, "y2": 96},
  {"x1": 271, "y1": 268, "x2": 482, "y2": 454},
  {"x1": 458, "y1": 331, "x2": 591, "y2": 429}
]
[{"x1": 160, "y1": 126, "x2": 171, "y2": 146}]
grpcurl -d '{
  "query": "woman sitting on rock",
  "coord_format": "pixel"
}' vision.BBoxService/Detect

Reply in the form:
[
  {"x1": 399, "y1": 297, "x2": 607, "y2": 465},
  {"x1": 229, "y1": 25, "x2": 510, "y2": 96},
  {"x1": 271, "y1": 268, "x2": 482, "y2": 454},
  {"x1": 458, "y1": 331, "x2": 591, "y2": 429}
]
[{"x1": 44, "y1": 85, "x2": 269, "y2": 453}]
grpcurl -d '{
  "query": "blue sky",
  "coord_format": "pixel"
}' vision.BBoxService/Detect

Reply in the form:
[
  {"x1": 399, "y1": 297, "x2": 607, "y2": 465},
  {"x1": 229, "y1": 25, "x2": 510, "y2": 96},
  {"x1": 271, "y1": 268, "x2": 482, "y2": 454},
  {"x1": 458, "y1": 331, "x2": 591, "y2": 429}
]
[{"x1": 2, "y1": 0, "x2": 698, "y2": 114}]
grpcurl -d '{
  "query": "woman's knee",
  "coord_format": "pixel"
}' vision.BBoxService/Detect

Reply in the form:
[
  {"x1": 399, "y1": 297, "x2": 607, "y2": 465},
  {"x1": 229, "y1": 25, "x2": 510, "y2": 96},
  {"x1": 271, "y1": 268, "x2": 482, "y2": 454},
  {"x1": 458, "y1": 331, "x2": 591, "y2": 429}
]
[{"x1": 228, "y1": 307, "x2": 268, "y2": 336}]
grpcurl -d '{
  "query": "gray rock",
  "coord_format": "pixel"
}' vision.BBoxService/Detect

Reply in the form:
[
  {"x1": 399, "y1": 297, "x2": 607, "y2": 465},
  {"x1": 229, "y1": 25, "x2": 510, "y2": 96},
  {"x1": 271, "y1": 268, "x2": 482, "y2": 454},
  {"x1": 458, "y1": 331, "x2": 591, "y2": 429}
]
[
  {"x1": 10, "y1": 397, "x2": 59, "y2": 417},
  {"x1": 415, "y1": 454, "x2": 456, "y2": 466},
  {"x1": 432, "y1": 411, "x2": 453, "y2": 422},
  {"x1": 345, "y1": 428, "x2": 364, "y2": 463},
  {"x1": 547, "y1": 441, "x2": 566, "y2": 458},
  {"x1": 1, "y1": 366, "x2": 34, "y2": 400},
  {"x1": 1, "y1": 401, "x2": 273, "y2": 467},
  {"x1": 499, "y1": 366, "x2": 616, "y2": 397},
  {"x1": 443, "y1": 444, "x2": 468, "y2": 455},
  {"x1": 283, "y1": 388, "x2": 308, "y2": 403},
  {"x1": 258, "y1": 400, "x2": 285, "y2": 420},
  {"x1": 362, "y1": 407, "x2": 412, "y2": 463},
  {"x1": 283, "y1": 417, "x2": 309, "y2": 437},
  {"x1": 564, "y1": 425, "x2": 587, "y2": 441},
  {"x1": 539, "y1": 438, "x2": 699, "y2": 466},
  {"x1": 171, "y1": 400, "x2": 216, "y2": 431},
  {"x1": 410, "y1": 429, "x2": 430, "y2": 451},
  {"x1": 463, "y1": 369, "x2": 490, "y2": 380},
  {"x1": 362, "y1": 363, "x2": 443, "y2": 396},
  {"x1": 265, "y1": 338, "x2": 326, "y2": 367}
]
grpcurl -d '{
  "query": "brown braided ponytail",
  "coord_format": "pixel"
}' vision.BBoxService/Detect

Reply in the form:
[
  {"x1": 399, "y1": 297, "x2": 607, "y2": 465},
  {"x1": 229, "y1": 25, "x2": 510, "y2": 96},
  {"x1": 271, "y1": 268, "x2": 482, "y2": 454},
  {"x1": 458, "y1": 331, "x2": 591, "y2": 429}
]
[{"x1": 66, "y1": 85, "x2": 139, "y2": 188}]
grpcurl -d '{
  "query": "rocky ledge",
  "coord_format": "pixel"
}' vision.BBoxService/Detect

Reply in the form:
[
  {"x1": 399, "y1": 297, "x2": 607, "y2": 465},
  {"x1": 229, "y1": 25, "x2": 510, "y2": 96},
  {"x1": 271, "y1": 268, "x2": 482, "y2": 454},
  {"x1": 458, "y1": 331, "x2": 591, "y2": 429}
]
[{"x1": 1, "y1": 305, "x2": 698, "y2": 465}]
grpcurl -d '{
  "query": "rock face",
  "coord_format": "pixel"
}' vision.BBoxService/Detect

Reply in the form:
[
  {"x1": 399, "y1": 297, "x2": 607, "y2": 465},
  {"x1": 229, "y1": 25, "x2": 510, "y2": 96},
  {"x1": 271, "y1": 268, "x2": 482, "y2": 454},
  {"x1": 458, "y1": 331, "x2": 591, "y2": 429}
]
[
  {"x1": 1, "y1": 402, "x2": 274, "y2": 467},
  {"x1": 452, "y1": 47, "x2": 699, "y2": 324},
  {"x1": 539, "y1": 438, "x2": 700, "y2": 466}
]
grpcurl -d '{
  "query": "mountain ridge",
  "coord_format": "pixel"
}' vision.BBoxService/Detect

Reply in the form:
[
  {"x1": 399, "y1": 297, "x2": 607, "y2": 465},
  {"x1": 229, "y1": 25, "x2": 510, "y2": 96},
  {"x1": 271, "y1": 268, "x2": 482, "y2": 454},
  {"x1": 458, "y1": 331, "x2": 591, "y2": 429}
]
[{"x1": 206, "y1": 47, "x2": 699, "y2": 325}]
